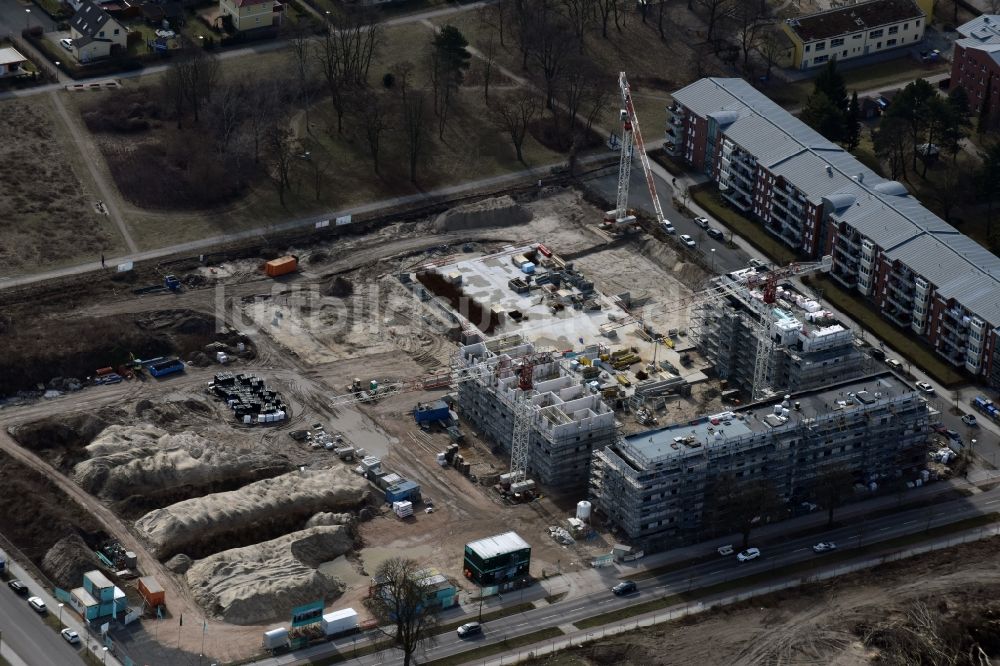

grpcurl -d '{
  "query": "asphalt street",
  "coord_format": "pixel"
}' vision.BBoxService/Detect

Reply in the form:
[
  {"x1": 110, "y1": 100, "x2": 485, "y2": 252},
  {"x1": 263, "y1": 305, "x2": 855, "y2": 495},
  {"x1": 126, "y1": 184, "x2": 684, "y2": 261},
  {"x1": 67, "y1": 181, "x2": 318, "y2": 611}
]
[
  {"x1": 583, "y1": 165, "x2": 750, "y2": 274},
  {"x1": 256, "y1": 485, "x2": 1000, "y2": 666},
  {"x1": 0, "y1": 0, "x2": 55, "y2": 38},
  {"x1": 0, "y1": 568, "x2": 85, "y2": 666}
]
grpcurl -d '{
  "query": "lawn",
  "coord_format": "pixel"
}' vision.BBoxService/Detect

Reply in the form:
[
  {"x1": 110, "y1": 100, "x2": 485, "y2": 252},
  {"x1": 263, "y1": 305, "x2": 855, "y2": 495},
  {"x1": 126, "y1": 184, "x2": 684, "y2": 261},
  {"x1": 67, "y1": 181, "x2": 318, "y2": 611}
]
[
  {"x1": 689, "y1": 184, "x2": 799, "y2": 265},
  {"x1": 804, "y1": 275, "x2": 968, "y2": 386}
]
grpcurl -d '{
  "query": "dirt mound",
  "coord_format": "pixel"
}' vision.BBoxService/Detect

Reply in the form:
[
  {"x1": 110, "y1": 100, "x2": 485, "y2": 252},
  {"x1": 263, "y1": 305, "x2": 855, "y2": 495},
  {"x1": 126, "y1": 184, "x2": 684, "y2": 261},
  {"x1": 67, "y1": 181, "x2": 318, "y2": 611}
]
[
  {"x1": 73, "y1": 424, "x2": 292, "y2": 514},
  {"x1": 305, "y1": 512, "x2": 353, "y2": 528},
  {"x1": 166, "y1": 554, "x2": 192, "y2": 574},
  {"x1": 186, "y1": 526, "x2": 352, "y2": 625},
  {"x1": 324, "y1": 276, "x2": 354, "y2": 298},
  {"x1": 42, "y1": 534, "x2": 98, "y2": 590},
  {"x1": 135, "y1": 467, "x2": 368, "y2": 560},
  {"x1": 433, "y1": 195, "x2": 532, "y2": 232},
  {"x1": 9, "y1": 413, "x2": 110, "y2": 471}
]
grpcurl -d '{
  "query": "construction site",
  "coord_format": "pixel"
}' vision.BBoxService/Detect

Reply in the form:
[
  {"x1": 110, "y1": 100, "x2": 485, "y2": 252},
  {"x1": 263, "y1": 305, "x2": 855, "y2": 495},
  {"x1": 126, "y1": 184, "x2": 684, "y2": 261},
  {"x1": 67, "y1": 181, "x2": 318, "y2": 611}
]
[{"x1": 0, "y1": 72, "x2": 941, "y2": 666}]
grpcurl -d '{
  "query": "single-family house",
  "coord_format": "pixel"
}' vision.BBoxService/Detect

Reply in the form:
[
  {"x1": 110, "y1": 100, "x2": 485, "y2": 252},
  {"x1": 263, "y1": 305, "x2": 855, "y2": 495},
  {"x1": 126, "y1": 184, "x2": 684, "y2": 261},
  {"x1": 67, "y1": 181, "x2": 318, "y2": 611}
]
[
  {"x1": 218, "y1": 0, "x2": 278, "y2": 32},
  {"x1": 68, "y1": 0, "x2": 129, "y2": 63},
  {"x1": 0, "y1": 47, "x2": 29, "y2": 78}
]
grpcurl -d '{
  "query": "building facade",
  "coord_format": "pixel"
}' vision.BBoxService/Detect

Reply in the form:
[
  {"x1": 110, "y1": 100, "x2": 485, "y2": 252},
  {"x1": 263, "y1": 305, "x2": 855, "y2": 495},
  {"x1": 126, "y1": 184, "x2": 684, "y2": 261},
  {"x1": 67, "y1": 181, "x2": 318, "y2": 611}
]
[
  {"x1": 668, "y1": 77, "x2": 1000, "y2": 385},
  {"x1": 456, "y1": 339, "x2": 615, "y2": 491},
  {"x1": 951, "y1": 15, "x2": 1000, "y2": 127},
  {"x1": 590, "y1": 373, "x2": 928, "y2": 552},
  {"x1": 68, "y1": 1, "x2": 128, "y2": 62},
  {"x1": 781, "y1": 0, "x2": 930, "y2": 69},
  {"x1": 219, "y1": 0, "x2": 277, "y2": 31}
]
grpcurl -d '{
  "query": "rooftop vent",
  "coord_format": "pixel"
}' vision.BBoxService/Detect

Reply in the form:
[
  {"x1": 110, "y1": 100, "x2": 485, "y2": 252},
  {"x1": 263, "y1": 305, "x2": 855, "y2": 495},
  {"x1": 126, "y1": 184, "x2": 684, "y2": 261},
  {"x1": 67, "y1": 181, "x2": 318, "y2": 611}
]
[{"x1": 825, "y1": 165, "x2": 833, "y2": 176}]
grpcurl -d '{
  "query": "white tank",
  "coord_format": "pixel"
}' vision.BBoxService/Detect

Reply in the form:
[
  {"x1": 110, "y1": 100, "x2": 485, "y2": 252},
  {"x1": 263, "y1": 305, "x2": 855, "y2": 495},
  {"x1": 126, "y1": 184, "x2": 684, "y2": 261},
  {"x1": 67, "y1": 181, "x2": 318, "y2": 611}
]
[
  {"x1": 774, "y1": 404, "x2": 783, "y2": 415},
  {"x1": 576, "y1": 500, "x2": 592, "y2": 522}
]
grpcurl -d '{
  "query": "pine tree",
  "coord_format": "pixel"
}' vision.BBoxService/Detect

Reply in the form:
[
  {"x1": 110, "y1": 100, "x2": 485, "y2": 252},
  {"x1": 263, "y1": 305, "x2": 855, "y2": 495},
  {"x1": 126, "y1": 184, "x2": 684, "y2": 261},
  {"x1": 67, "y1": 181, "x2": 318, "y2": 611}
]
[{"x1": 844, "y1": 90, "x2": 861, "y2": 151}]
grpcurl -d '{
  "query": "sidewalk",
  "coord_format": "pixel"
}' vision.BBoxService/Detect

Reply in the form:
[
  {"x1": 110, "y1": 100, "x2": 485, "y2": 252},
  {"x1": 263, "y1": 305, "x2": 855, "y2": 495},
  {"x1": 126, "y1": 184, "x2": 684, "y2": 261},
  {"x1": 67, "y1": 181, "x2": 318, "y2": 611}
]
[{"x1": 0, "y1": 640, "x2": 30, "y2": 666}]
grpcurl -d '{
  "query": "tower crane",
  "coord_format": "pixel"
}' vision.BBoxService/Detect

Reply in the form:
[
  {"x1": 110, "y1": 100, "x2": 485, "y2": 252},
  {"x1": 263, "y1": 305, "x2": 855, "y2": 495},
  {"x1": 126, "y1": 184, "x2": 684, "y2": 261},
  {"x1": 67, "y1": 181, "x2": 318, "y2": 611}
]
[{"x1": 605, "y1": 72, "x2": 672, "y2": 231}]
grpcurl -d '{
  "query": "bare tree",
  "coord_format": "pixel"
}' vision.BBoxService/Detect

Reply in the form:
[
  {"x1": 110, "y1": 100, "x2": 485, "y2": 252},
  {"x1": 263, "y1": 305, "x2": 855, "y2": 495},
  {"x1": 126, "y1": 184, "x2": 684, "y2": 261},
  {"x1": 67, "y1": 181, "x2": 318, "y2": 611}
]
[
  {"x1": 264, "y1": 116, "x2": 295, "y2": 207},
  {"x1": 174, "y1": 49, "x2": 219, "y2": 125},
  {"x1": 695, "y1": 0, "x2": 732, "y2": 44},
  {"x1": 733, "y1": 2, "x2": 770, "y2": 73},
  {"x1": 757, "y1": 29, "x2": 785, "y2": 81},
  {"x1": 290, "y1": 27, "x2": 314, "y2": 131},
  {"x1": 815, "y1": 465, "x2": 855, "y2": 527},
  {"x1": 315, "y1": 27, "x2": 347, "y2": 134},
  {"x1": 358, "y1": 90, "x2": 391, "y2": 174},
  {"x1": 365, "y1": 558, "x2": 438, "y2": 666},
  {"x1": 207, "y1": 81, "x2": 245, "y2": 155},
  {"x1": 527, "y1": 5, "x2": 573, "y2": 109},
  {"x1": 559, "y1": 57, "x2": 599, "y2": 143},
  {"x1": 595, "y1": 0, "x2": 615, "y2": 38},
  {"x1": 492, "y1": 91, "x2": 540, "y2": 163},
  {"x1": 559, "y1": 0, "x2": 593, "y2": 52},
  {"x1": 400, "y1": 89, "x2": 428, "y2": 183},
  {"x1": 161, "y1": 62, "x2": 185, "y2": 129},
  {"x1": 245, "y1": 77, "x2": 277, "y2": 164},
  {"x1": 482, "y1": 33, "x2": 496, "y2": 101}
]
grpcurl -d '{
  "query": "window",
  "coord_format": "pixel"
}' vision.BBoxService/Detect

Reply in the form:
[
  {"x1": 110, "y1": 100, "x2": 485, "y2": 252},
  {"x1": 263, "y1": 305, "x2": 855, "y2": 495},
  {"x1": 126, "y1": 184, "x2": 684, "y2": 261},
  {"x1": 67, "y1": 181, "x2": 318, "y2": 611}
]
[
  {"x1": 870, "y1": 29, "x2": 884, "y2": 38},
  {"x1": 98, "y1": 30, "x2": 104, "y2": 37},
  {"x1": 853, "y1": 33, "x2": 862, "y2": 39},
  {"x1": 877, "y1": 42, "x2": 882, "y2": 49},
  {"x1": 843, "y1": 51, "x2": 848, "y2": 57},
  {"x1": 888, "y1": 26, "x2": 898, "y2": 35},
  {"x1": 831, "y1": 38, "x2": 844, "y2": 47},
  {"x1": 815, "y1": 41, "x2": 826, "y2": 52},
  {"x1": 916, "y1": 19, "x2": 921, "y2": 27},
  {"x1": 814, "y1": 55, "x2": 829, "y2": 64},
  {"x1": 887, "y1": 38, "x2": 897, "y2": 47},
  {"x1": 113, "y1": 28, "x2": 119, "y2": 35},
  {"x1": 903, "y1": 22, "x2": 909, "y2": 30},
  {"x1": 805, "y1": 44, "x2": 811, "y2": 52}
]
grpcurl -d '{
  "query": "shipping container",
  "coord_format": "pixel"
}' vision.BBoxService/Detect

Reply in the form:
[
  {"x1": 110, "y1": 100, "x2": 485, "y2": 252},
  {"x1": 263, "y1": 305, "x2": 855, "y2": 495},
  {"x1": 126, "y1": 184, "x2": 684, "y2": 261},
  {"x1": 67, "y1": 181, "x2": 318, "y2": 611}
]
[
  {"x1": 321, "y1": 608, "x2": 359, "y2": 637},
  {"x1": 149, "y1": 359, "x2": 185, "y2": 378},
  {"x1": 137, "y1": 576, "x2": 165, "y2": 609},
  {"x1": 262, "y1": 627, "x2": 290, "y2": 650},
  {"x1": 265, "y1": 256, "x2": 298, "y2": 278},
  {"x1": 385, "y1": 480, "x2": 421, "y2": 504}
]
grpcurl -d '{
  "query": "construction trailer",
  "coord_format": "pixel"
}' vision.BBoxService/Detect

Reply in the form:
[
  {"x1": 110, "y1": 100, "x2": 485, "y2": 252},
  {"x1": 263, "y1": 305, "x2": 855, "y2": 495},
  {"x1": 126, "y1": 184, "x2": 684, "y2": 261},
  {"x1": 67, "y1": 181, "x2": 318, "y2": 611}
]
[
  {"x1": 463, "y1": 532, "x2": 531, "y2": 592},
  {"x1": 455, "y1": 339, "x2": 616, "y2": 491},
  {"x1": 590, "y1": 372, "x2": 929, "y2": 553},
  {"x1": 137, "y1": 576, "x2": 165, "y2": 611}
]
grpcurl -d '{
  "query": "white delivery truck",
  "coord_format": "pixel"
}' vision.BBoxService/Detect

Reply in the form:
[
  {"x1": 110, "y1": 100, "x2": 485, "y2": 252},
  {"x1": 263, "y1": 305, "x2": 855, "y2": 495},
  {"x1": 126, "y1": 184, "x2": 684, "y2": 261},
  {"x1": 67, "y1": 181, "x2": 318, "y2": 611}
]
[
  {"x1": 262, "y1": 627, "x2": 290, "y2": 651},
  {"x1": 321, "y1": 608, "x2": 359, "y2": 638}
]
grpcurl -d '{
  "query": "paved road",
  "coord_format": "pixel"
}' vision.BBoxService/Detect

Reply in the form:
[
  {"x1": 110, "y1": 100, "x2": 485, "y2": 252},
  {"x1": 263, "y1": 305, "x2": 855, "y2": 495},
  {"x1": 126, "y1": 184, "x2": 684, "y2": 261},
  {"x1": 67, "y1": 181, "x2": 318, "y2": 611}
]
[
  {"x1": 0, "y1": 0, "x2": 55, "y2": 38},
  {"x1": 582, "y1": 165, "x2": 749, "y2": 274},
  {"x1": 253, "y1": 483, "x2": 999, "y2": 666},
  {"x1": 0, "y1": 568, "x2": 86, "y2": 666}
]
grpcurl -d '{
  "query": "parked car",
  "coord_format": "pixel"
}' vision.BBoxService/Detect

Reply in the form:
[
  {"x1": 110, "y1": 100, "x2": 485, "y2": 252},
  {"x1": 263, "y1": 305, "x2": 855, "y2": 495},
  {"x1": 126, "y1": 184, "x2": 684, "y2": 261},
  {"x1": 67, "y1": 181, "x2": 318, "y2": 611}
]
[
  {"x1": 694, "y1": 216, "x2": 710, "y2": 229},
  {"x1": 749, "y1": 258, "x2": 769, "y2": 269},
  {"x1": 812, "y1": 541, "x2": 837, "y2": 553},
  {"x1": 707, "y1": 227, "x2": 724, "y2": 241},
  {"x1": 736, "y1": 547, "x2": 761, "y2": 563},
  {"x1": 59, "y1": 38, "x2": 73, "y2": 51},
  {"x1": 660, "y1": 221, "x2": 676, "y2": 235},
  {"x1": 962, "y1": 414, "x2": 979, "y2": 427},
  {"x1": 612, "y1": 580, "x2": 638, "y2": 596},
  {"x1": 680, "y1": 234, "x2": 696, "y2": 248},
  {"x1": 717, "y1": 544, "x2": 734, "y2": 556},
  {"x1": 946, "y1": 429, "x2": 961, "y2": 442},
  {"x1": 915, "y1": 381, "x2": 935, "y2": 395},
  {"x1": 886, "y1": 359, "x2": 903, "y2": 371},
  {"x1": 932, "y1": 423, "x2": 949, "y2": 436},
  {"x1": 27, "y1": 596, "x2": 46, "y2": 613},
  {"x1": 457, "y1": 622, "x2": 482, "y2": 638},
  {"x1": 7, "y1": 579, "x2": 28, "y2": 596},
  {"x1": 61, "y1": 629, "x2": 81, "y2": 645}
]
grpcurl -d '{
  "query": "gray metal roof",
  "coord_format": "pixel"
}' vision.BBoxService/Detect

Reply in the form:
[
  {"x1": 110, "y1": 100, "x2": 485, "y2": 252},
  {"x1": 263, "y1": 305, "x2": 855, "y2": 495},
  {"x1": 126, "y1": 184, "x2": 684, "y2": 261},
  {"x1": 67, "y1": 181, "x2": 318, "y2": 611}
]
[
  {"x1": 675, "y1": 76, "x2": 1000, "y2": 329},
  {"x1": 466, "y1": 531, "x2": 530, "y2": 558},
  {"x1": 957, "y1": 15, "x2": 1000, "y2": 43}
]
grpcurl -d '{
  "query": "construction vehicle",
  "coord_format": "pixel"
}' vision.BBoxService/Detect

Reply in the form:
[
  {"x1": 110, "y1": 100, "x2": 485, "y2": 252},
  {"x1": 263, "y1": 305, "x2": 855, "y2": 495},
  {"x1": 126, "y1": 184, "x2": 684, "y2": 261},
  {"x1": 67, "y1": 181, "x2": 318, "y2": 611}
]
[
  {"x1": 164, "y1": 275, "x2": 182, "y2": 292},
  {"x1": 604, "y1": 72, "x2": 673, "y2": 233}
]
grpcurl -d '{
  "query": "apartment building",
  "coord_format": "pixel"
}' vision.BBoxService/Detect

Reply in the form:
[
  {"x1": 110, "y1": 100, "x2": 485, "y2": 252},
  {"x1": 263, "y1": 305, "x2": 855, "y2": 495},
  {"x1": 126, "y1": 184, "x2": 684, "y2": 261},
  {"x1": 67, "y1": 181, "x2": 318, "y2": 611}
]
[
  {"x1": 590, "y1": 373, "x2": 928, "y2": 551},
  {"x1": 667, "y1": 77, "x2": 1000, "y2": 384},
  {"x1": 952, "y1": 15, "x2": 1000, "y2": 125},
  {"x1": 781, "y1": 0, "x2": 930, "y2": 70},
  {"x1": 455, "y1": 339, "x2": 616, "y2": 491},
  {"x1": 693, "y1": 265, "x2": 869, "y2": 400}
]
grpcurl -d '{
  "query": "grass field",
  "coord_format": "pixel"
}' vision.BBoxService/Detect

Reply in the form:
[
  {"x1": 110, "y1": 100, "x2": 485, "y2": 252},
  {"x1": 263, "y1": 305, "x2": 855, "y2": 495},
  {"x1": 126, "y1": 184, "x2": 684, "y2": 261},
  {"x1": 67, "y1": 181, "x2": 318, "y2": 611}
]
[{"x1": 0, "y1": 95, "x2": 124, "y2": 274}]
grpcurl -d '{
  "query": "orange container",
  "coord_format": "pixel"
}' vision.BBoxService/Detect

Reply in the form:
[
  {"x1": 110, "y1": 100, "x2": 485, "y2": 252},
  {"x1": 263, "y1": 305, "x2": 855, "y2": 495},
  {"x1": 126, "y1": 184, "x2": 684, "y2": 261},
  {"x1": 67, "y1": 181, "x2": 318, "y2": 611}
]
[
  {"x1": 137, "y1": 576, "x2": 165, "y2": 609},
  {"x1": 265, "y1": 256, "x2": 297, "y2": 277}
]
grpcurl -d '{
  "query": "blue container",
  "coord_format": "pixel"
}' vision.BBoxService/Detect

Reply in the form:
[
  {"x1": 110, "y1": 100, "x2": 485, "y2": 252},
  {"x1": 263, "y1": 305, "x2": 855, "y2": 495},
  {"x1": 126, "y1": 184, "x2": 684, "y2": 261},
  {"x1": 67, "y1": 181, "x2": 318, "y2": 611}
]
[
  {"x1": 414, "y1": 400, "x2": 450, "y2": 424},
  {"x1": 385, "y1": 480, "x2": 421, "y2": 504},
  {"x1": 521, "y1": 262, "x2": 536, "y2": 274}
]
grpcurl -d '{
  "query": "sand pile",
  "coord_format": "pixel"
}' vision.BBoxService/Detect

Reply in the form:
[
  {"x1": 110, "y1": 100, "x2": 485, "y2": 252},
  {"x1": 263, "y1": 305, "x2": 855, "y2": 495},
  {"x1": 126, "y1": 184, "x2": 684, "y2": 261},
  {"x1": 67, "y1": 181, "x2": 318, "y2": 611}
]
[
  {"x1": 135, "y1": 467, "x2": 368, "y2": 559},
  {"x1": 433, "y1": 195, "x2": 532, "y2": 232},
  {"x1": 42, "y1": 534, "x2": 97, "y2": 589},
  {"x1": 305, "y1": 512, "x2": 354, "y2": 528},
  {"x1": 72, "y1": 425, "x2": 290, "y2": 501},
  {"x1": 186, "y1": 526, "x2": 352, "y2": 625}
]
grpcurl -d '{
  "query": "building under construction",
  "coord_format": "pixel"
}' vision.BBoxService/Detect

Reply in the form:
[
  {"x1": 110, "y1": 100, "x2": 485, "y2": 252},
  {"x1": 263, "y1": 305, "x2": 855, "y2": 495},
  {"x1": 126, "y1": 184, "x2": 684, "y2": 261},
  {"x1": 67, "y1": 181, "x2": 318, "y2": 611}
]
[
  {"x1": 692, "y1": 266, "x2": 870, "y2": 400},
  {"x1": 589, "y1": 372, "x2": 928, "y2": 552},
  {"x1": 455, "y1": 338, "x2": 616, "y2": 491}
]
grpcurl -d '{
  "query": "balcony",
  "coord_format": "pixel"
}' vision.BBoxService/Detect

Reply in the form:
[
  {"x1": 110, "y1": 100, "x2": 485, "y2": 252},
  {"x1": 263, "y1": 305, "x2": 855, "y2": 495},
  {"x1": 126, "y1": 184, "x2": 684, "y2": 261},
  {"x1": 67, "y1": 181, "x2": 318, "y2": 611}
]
[
  {"x1": 940, "y1": 316, "x2": 969, "y2": 338},
  {"x1": 885, "y1": 292, "x2": 913, "y2": 312},
  {"x1": 664, "y1": 140, "x2": 681, "y2": 157},
  {"x1": 722, "y1": 188, "x2": 751, "y2": 212},
  {"x1": 884, "y1": 307, "x2": 911, "y2": 327},
  {"x1": 830, "y1": 268, "x2": 858, "y2": 289},
  {"x1": 935, "y1": 344, "x2": 965, "y2": 367}
]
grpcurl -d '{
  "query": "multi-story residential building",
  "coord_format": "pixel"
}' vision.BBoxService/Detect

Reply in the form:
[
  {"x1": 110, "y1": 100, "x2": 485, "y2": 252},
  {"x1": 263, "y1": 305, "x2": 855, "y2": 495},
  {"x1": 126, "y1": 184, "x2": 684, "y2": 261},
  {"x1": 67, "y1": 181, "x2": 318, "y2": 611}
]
[
  {"x1": 781, "y1": 0, "x2": 931, "y2": 70},
  {"x1": 667, "y1": 77, "x2": 1000, "y2": 384},
  {"x1": 590, "y1": 373, "x2": 928, "y2": 552},
  {"x1": 952, "y1": 15, "x2": 1000, "y2": 125},
  {"x1": 693, "y1": 265, "x2": 870, "y2": 400}
]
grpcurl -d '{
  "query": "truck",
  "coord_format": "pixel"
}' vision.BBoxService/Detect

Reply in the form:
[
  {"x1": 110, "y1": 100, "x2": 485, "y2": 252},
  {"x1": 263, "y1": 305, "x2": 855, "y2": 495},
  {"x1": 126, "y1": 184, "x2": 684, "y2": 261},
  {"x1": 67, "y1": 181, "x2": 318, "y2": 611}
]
[
  {"x1": 321, "y1": 608, "x2": 359, "y2": 638},
  {"x1": 972, "y1": 396, "x2": 1000, "y2": 423},
  {"x1": 262, "y1": 627, "x2": 290, "y2": 651}
]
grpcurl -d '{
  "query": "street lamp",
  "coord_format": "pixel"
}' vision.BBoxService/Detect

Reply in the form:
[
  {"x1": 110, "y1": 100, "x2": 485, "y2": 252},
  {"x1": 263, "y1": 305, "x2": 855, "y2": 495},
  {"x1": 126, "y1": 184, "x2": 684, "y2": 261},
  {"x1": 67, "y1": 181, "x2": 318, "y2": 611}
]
[
  {"x1": 710, "y1": 248, "x2": 716, "y2": 272},
  {"x1": 102, "y1": 646, "x2": 109, "y2": 664},
  {"x1": 25, "y1": 8, "x2": 31, "y2": 30},
  {"x1": 58, "y1": 603, "x2": 64, "y2": 625}
]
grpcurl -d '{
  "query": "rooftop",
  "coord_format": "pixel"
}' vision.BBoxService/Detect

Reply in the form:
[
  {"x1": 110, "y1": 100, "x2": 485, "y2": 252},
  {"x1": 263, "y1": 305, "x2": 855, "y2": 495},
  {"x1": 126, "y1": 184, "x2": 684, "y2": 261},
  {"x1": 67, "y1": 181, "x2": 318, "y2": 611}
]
[
  {"x1": 957, "y1": 15, "x2": 1000, "y2": 45},
  {"x1": 0, "y1": 47, "x2": 27, "y2": 67},
  {"x1": 70, "y1": 0, "x2": 115, "y2": 39},
  {"x1": 621, "y1": 372, "x2": 913, "y2": 465},
  {"x1": 84, "y1": 570, "x2": 113, "y2": 589},
  {"x1": 672, "y1": 77, "x2": 1000, "y2": 327},
  {"x1": 466, "y1": 531, "x2": 530, "y2": 559},
  {"x1": 785, "y1": 0, "x2": 924, "y2": 43}
]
